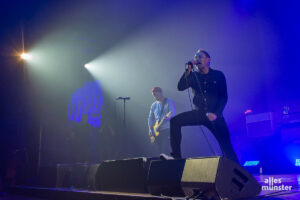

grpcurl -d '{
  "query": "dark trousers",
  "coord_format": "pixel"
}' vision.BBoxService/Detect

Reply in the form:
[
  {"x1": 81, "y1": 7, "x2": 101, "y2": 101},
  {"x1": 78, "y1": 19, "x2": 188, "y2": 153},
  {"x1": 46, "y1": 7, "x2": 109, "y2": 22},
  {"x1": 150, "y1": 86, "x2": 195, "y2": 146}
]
[
  {"x1": 170, "y1": 110, "x2": 239, "y2": 163},
  {"x1": 155, "y1": 129, "x2": 171, "y2": 154}
]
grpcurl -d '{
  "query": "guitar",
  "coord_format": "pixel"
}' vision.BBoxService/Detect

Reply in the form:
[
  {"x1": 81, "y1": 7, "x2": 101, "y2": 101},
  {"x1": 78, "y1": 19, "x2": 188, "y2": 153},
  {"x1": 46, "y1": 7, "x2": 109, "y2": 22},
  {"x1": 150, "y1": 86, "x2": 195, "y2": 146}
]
[{"x1": 150, "y1": 112, "x2": 172, "y2": 143}]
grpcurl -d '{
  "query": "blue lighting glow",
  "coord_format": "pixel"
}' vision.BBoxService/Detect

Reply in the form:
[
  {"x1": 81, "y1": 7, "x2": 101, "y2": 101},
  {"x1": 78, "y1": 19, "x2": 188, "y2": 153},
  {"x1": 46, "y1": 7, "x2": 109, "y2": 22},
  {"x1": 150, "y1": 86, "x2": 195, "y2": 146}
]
[
  {"x1": 68, "y1": 81, "x2": 103, "y2": 127},
  {"x1": 295, "y1": 159, "x2": 300, "y2": 167},
  {"x1": 244, "y1": 161, "x2": 260, "y2": 166}
]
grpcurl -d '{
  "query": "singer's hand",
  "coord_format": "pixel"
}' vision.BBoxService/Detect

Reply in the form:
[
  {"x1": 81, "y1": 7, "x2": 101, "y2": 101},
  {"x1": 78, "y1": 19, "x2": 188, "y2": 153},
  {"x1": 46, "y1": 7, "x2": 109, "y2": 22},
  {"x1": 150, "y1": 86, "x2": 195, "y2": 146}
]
[
  {"x1": 206, "y1": 113, "x2": 217, "y2": 121},
  {"x1": 185, "y1": 62, "x2": 193, "y2": 77}
]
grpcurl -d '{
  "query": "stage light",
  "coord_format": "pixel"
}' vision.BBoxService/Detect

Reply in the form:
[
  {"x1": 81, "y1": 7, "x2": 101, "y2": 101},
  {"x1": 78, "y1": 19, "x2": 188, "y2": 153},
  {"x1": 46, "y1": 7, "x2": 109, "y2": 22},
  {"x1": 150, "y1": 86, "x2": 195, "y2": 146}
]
[
  {"x1": 243, "y1": 160, "x2": 260, "y2": 166},
  {"x1": 20, "y1": 53, "x2": 32, "y2": 60},
  {"x1": 243, "y1": 160, "x2": 262, "y2": 174},
  {"x1": 244, "y1": 109, "x2": 252, "y2": 115},
  {"x1": 295, "y1": 159, "x2": 300, "y2": 167},
  {"x1": 84, "y1": 64, "x2": 91, "y2": 69}
]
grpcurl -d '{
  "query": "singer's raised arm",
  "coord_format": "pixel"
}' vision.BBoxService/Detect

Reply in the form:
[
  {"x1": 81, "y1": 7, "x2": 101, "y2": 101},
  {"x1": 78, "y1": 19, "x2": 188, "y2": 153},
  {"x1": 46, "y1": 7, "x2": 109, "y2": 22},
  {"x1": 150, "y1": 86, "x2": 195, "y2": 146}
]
[{"x1": 177, "y1": 72, "x2": 194, "y2": 91}]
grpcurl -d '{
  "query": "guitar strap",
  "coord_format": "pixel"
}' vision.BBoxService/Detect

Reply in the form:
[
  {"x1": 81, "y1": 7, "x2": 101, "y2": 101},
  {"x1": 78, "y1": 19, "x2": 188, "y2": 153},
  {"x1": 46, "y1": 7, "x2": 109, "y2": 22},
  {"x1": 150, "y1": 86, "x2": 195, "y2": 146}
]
[{"x1": 158, "y1": 98, "x2": 167, "y2": 123}]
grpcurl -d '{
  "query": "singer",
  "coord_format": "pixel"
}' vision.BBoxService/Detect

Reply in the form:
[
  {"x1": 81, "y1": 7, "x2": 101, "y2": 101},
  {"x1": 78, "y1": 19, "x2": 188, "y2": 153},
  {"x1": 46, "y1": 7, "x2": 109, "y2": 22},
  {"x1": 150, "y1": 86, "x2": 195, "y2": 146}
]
[{"x1": 160, "y1": 49, "x2": 238, "y2": 162}]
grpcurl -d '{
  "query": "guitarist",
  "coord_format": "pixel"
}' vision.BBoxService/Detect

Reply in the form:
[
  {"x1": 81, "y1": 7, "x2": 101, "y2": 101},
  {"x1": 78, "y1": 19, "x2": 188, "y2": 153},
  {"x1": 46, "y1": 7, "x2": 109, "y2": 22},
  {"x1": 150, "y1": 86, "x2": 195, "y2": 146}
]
[{"x1": 148, "y1": 87, "x2": 175, "y2": 154}]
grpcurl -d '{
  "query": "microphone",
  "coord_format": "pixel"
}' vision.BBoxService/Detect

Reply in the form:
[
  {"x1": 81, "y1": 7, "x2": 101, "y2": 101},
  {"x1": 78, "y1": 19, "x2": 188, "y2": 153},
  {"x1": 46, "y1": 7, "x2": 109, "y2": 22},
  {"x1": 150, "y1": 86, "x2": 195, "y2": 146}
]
[
  {"x1": 185, "y1": 61, "x2": 194, "y2": 72},
  {"x1": 116, "y1": 97, "x2": 131, "y2": 100}
]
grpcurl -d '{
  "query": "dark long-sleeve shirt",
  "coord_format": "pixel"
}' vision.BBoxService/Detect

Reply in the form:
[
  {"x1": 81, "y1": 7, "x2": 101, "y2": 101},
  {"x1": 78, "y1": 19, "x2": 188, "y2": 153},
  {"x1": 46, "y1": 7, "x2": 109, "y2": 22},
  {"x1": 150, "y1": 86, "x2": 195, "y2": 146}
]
[{"x1": 177, "y1": 68, "x2": 228, "y2": 117}]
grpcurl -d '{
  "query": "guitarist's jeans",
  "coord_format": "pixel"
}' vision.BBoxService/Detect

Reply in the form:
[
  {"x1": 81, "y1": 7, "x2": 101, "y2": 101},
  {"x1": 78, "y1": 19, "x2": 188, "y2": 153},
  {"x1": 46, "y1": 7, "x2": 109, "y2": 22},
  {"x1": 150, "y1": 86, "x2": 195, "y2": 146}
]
[
  {"x1": 155, "y1": 129, "x2": 171, "y2": 154},
  {"x1": 170, "y1": 110, "x2": 239, "y2": 163}
]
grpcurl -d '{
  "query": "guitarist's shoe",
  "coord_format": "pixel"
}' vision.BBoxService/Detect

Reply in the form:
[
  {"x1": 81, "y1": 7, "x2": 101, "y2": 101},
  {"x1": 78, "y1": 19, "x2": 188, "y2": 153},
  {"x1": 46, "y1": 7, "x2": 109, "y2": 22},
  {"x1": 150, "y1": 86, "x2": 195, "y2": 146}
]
[{"x1": 159, "y1": 153, "x2": 174, "y2": 160}]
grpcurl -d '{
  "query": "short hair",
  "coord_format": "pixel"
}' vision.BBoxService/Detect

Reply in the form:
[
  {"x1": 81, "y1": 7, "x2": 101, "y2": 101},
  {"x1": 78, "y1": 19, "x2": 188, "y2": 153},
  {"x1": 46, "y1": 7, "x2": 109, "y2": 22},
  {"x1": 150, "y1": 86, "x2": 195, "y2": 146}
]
[
  {"x1": 152, "y1": 87, "x2": 162, "y2": 93},
  {"x1": 196, "y1": 49, "x2": 211, "y2": 58}
]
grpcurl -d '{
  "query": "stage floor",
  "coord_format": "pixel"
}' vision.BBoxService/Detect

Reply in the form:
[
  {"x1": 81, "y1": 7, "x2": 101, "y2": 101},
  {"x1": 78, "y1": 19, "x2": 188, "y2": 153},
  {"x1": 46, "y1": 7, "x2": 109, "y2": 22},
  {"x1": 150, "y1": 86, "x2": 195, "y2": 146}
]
[
  {"x1": 8, "y1": 186, "x2": 176, "y2": 200},
  {"x1": 5, "y1": 174, "x2": 300, "y2": 200}
]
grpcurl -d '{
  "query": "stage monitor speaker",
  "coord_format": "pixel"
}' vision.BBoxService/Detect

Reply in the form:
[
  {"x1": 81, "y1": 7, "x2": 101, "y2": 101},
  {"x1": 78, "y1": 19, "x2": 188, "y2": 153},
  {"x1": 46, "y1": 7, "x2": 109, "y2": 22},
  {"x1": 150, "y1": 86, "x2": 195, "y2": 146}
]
[
  {"x1": 37, "y1": 165, "x2": 57, "y2": 187},
  {"x1": 147, "y1": 159, "x2": 186, "y2": 197},
  {"x1": 69, "y1": 163, "x2": 89, "y2": 188},
  {"x1": 55, "y1": 163, "x2": 90, "y2": 189},
  {"x1": 56, "y1": 164, "x2": 72, "y2": 188},
  {"x1": 281, "y1": 125, "x2": 300, "y2": 143},
  {"x1": 95, "y1": 157, "x2": 158, "y2": 193},
  {"x1": 86, "y1": 164, "x2": 101, "y2": 190},
  {"x1": 147, "y1": 156, "x2": 261, "y2": 200},
  {"x1": 39, "y1": 164, "x2": 100, "y2": 189},
  {"x1": 246, "y1": 112, "x2": 274, "y2": 137}
]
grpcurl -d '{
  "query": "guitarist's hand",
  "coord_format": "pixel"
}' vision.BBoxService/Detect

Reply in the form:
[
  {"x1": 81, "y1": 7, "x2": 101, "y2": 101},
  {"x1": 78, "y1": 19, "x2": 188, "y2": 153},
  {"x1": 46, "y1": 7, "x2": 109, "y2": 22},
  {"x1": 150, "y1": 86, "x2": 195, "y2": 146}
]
[
  {"x1": 155, "y1": 112, "x2": 171, "y2": 133},
  {"x1": 150, "y1": 136, "x2": 155, "y2": 143},
  {"x1": 149, "y1": 131, "x2": 155, "y2": 143},
  {"x1": 149, "y1": 130, "x2": 154, "y2": 137}
]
